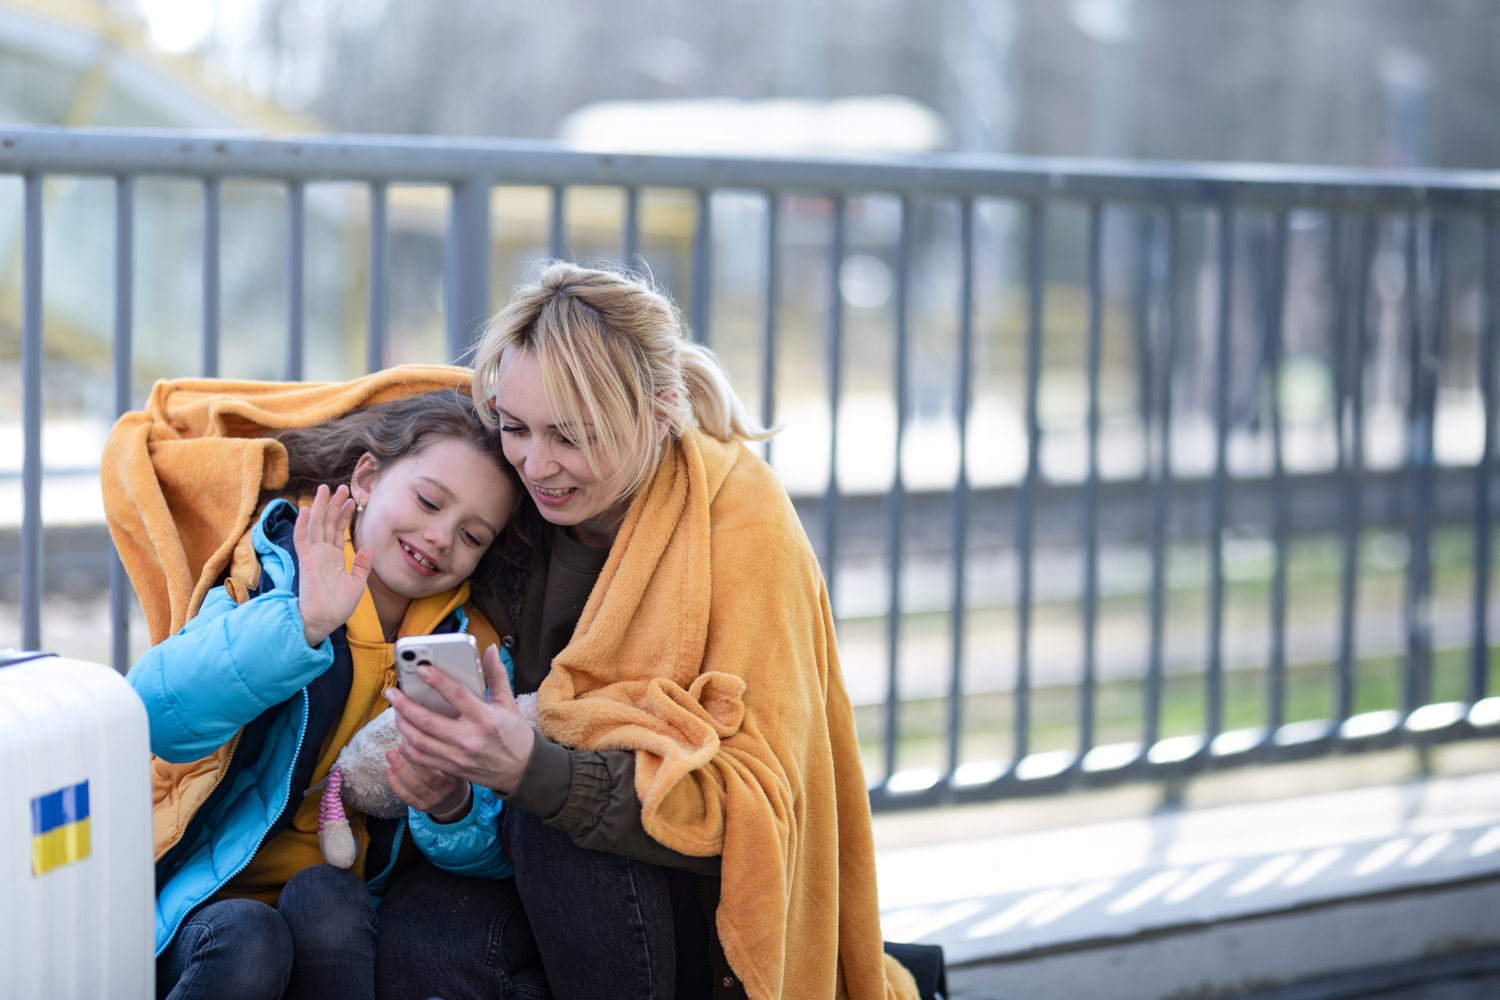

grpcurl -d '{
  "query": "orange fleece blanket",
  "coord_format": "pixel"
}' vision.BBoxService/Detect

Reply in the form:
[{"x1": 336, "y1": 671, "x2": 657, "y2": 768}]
[
  {"x1": 537, "y1": 427, "x2": 918, "y2": 1000},
  {"x1": 100, "y1": 364, "x2": 473, "y2": 644}
]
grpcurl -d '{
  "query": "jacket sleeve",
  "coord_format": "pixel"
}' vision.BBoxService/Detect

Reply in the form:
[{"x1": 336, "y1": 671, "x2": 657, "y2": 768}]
[
  {"x1": 507, "y1": 739, "x2": 721, "y2": 877},
  {"x1": 407, "y1": 786, "x2": 514, "y2": 878},
  {"x1": 126, "y1": 584, "x2": 334, "y2": 762}
]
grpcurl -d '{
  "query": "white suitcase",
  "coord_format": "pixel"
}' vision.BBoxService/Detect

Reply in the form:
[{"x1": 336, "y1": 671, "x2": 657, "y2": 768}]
[{"x1": 0, "y1": 652, "x2": 153, "y2": 999}]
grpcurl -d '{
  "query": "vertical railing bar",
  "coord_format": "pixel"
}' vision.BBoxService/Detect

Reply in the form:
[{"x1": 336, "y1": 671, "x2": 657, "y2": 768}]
[
  {"x1": 1404, "y1": 212, "x2": 1441, "y2": 714},
  {"x1": 549, "y1": 184, "x2": 566, "y2": 260},
  {"x1": 446, "y1": 176, "x2": 492, "y2": 363},
  {"x1": 947, "y1": 196, "x2": 975, "y2": 779},
  {"x1": 285, "y1": 180, "x2": 305, "y2": 380},
  {"x1": 690, "y1": 189, "x2": 712, "y2": 347},
  {"x1": 622, "y1": 186, "x2": 641, "y2": 268},
  {"x1": 1329, "y1": 212, "x2": 1350, "y2": 721},
  {"x1": 760, "y1": 194, "x2": 779, "y2": 468},
  {"x1": 1015, "y1": 199, "x2": 1045, "y2": 767},
  {"x1": 20, "y1": 173, "x2": 44, "y2": 652},
  {"x1": 1132, "y1": 211, "x2": 1155, "y2": 430},
  {"x1": 1205, "y1": 202, "x2": 1235, "y2": 744},
  {"x1": 201, "y1": 177, "x2": 221, "y2": 377},
  {"x1": 1473, "y1": 210, "x2": 1498, "y2": 704},
  {"x1": 1402, "y1": 214, "x2": 1422, "y2": 714},
  {"x1": 1145, "y1": 205, "x2": 1178, "y2": 752},
  {"x1": 1425, "y1": 216, "x2": 1448, "y2": 705},
  {"x1": 1266, "y1": 210, "x2": 1291, "y2": 735},
  {"x1": 109, "y1": 175, "x2": 135, "y2": 673},
  {"x1": 820, "y1": 196, "x2": 846, "y2": 617},
  {"x1": 882, "y1": 196, "x2": 911, "y2": 784},
  {"x1": 1336, "y1": 213, "x2": 1373, "y2": 724},
  {"x1": 366, "y1": 181, "x2": 389, "y2": 373},
  {"x1": 1080, "y1": 201, "x2": 1104, "y2": 759}
]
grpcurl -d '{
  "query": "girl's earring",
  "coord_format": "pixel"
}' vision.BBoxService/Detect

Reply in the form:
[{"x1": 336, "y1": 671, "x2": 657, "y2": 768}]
[{"x1": 356, "y1": 503, "x2": 365, "y2": 513}]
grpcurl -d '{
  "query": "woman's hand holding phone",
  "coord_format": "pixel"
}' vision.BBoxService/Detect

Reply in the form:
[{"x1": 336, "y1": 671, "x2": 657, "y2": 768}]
[{"x1": 385, "y1": 643, "x2": 536, "y2": 797}]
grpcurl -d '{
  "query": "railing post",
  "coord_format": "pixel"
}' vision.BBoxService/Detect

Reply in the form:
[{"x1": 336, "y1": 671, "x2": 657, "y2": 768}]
[
  {"x1": 881, "y1": 194, "x2": 912, "y2": 786},
  {"x1": 1014, "y1": 198, "x2": 1046, "y2": 769},
  {"x1": 819, "y1": 196, "x2": 846, "y2": 616},
  {"x1": 109, "y1": 175, "x2": 135, "y2": 673},
  {"x1": 285, "y1": 180, "x2": 305, "y2": 380},
  {"x1": 446, "y1": 175, "x2": 492, "y2": 363},
  {"x1": 690, "y1": 189, "x2": 712, "y2": 346},
  {"x1": 20, "y1": 173, "x2": 43, "y2": 652},
  {"x1": 1206, "y1": 201, "x2": 1236, "y2": 745},
  {"x1": 366, "y1": 181, "x2": 389, "y2": 373},
  {"x1": 1144, "y1": 205, "x2": 1178, "y2": 753},
  {"x1": 202, "y1": 177, "x2": 221, "y2": 377},
  {"x1": 1080, "y1": 200, "x2": 1104, "y2": 760},
  {"x1": 1473, "y1": 211, "x2": 1498, "y2": 704},
  {"x1": 948, "y1": 197, "x2": 975, "y2": 779}
]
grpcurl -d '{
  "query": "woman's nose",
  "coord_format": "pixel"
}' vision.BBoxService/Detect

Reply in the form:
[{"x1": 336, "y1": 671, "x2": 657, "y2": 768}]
[{"x1": 525, "y1": 437, "x2": 559, "y2": 476}]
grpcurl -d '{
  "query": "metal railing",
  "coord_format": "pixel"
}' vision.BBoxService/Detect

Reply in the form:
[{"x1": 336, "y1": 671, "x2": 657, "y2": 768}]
[{"x1": 3, "y1": 125, "x2": 1498, "y2": 810}]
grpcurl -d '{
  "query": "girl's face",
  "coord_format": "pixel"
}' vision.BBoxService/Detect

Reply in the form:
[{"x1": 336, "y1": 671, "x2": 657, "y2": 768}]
[
  {"x1": 492, "y1": 349, "x2": 632, "y2": 548},
  {"x1": 350, "y1": 437, "x2": 515, "y2": 614}
]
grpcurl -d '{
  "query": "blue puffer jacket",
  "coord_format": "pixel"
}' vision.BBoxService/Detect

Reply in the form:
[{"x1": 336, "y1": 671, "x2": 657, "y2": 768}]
[{"x1": 129, "y1": 499, "x2": 512, "y2": 956}]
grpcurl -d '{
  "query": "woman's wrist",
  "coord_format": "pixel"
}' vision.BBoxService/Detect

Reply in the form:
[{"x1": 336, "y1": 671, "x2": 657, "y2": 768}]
[{"x1": 427, "y1": 781, "x2": 472, "y2": 824}]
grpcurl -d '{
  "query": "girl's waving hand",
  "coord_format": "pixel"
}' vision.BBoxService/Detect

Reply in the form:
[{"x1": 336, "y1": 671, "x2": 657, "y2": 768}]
[{"x1": 294, "y1": 483, "x2": 373, "y2": 647}]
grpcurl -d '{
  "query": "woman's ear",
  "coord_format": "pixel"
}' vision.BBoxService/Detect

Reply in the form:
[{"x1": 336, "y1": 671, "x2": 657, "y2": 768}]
[{"x1": 350, "y1": 453, "x2": 380, "y2": 506}]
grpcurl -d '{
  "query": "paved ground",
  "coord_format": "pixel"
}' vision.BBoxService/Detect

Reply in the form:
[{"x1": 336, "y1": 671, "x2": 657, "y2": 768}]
[{"x1": 872, "y1": 741, "x2": 1500, "y2": 1000}]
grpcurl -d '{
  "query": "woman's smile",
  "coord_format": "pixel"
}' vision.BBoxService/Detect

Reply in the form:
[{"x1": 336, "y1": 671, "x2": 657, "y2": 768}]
[{"x1": 531, "y1": 483, "x2": 577, "y2": 505}]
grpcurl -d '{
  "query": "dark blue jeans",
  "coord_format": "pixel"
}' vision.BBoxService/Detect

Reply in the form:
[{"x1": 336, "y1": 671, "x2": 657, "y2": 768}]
[
  {"x1": 157, "y1": 863, "x2": 377, "y2": 1000},
  {"x1": 374, "y1": 861, "x2": 548, "y2": 1000},
  {"x1": 376, "y1": 806, "x2": 693, "y2": 1000}
]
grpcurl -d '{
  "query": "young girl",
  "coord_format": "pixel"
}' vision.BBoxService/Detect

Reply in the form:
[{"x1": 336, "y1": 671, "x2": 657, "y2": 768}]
[{"x1": 128, "y1": 389, "x2": 522, "y2": 1000}]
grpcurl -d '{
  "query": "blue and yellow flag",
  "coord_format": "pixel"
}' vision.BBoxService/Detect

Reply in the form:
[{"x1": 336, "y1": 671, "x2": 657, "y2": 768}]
[{"x1": 31, "y1": 780, "x2": 91, "y2": 876}]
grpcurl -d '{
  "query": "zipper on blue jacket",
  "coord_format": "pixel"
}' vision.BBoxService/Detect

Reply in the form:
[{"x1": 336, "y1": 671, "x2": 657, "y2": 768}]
[
  {"x1": 157, "y1": 688, "x2": 312, "y2": 956},
  {"x1": 365, "y1": 815, "x2": 408, "y2": 899}
]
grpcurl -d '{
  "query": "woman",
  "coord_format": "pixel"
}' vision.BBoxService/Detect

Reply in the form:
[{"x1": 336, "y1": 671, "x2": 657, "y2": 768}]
[{"x1": 379, "y1": 262, "x2": 920, "y2": 1000}]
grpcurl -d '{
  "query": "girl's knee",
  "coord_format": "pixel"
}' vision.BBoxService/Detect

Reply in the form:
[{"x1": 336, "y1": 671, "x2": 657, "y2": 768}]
[
  {"x1": 167, "y1": 899, "x2": 292, "y2": 999},
  {"x1": 279, "y1": 863, "x2": 375, "y2": 950}
]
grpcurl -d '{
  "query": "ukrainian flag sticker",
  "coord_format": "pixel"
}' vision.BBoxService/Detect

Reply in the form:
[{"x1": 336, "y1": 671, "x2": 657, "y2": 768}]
[{"x1": 31, "y1": 780, "x2": 91, "y2": 876}]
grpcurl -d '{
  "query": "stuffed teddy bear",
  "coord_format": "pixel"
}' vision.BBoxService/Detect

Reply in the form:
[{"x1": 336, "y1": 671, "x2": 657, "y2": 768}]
[
  {"x1": 318, "y1": 707, "x2": 406, "y2": 868},
  {"x1": 318, "y1": 695, "x2": 541, "y2": 868}
]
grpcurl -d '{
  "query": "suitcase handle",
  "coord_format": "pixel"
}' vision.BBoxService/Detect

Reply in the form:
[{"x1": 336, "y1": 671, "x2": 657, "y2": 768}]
[{"x1": 0, "y1": 649, "x2": 54, "y2": 669}]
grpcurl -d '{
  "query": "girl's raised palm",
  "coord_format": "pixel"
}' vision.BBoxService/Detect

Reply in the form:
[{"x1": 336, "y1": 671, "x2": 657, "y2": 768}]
[{"x1": 295, "y1": 483, "x2": 374, "y2": 647}]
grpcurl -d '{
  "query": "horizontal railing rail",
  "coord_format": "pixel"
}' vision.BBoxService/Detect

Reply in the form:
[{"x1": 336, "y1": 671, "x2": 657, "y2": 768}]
[{"x1": 3, "y1": 125, "x2": 1496, "y2": 811}]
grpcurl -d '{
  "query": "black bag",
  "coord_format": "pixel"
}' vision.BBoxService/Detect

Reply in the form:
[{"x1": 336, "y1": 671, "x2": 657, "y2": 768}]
[{"x1": 884, "y1": 940, "x2": 948, "y2": 1000}]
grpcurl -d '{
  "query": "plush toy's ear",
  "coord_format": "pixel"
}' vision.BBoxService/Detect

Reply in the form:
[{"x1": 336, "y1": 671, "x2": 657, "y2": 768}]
[
  {"x1": 334, "y1": 708, "x2": 406, "y2": 819},
  {"x1": 318, "y1": 769, "x2": 358, "y2": 869}
]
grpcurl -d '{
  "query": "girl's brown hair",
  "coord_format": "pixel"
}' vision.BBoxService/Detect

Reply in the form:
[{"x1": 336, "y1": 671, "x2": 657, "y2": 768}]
[
  {"x1": 261, "y1": 390, "x2": 531, "y2": 602},
  {"x1": 267, "y1": 389, "x2": 512, "y2": 502}
]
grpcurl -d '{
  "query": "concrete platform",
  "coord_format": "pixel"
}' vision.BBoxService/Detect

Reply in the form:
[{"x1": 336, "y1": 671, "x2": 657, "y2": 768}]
[{"x1": 873, "y1": 741, "x2": 1500, "y2": 1000}]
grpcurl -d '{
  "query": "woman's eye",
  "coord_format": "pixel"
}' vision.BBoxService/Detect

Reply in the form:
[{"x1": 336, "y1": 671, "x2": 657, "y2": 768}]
[
  {"x1": 417, "y1": 494, "x2": 438, "y2": 511},
  {"x1": 499, "y1": 424, "x2": 524, "y2": 436}
]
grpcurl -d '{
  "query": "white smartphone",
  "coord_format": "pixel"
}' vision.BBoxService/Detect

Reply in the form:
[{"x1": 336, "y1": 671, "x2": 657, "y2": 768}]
[{"x1": 393, "y1": 633, "x2": 486, "y2": 718}]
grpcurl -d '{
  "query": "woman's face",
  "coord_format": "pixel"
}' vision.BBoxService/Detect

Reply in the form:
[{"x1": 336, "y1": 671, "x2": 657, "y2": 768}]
[{"x1": 492, "y1": 348, "x2": 631, "y2": 548}]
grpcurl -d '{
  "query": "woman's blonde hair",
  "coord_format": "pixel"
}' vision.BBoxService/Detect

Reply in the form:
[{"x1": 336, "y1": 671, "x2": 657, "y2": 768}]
[{"x1": 470, "y1": 261, "x2": 772, "y2": 507}]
